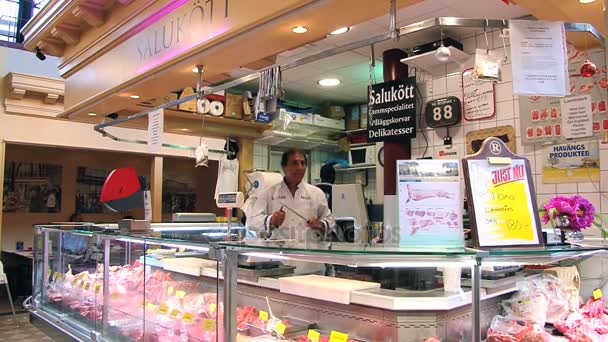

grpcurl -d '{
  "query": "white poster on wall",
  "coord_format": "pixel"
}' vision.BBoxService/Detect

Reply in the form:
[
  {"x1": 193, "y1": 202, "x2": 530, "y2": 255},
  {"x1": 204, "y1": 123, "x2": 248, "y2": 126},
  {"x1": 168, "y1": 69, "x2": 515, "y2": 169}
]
[
  {"x1": 147, "y1": 108, "x2": 164, "y2": 152},
  {"x1": 509, "y1": 20, "x2": 569, "y2": 97},
  {"x1": 561, "y1": 95, "x2": 593, "y2": 139}
]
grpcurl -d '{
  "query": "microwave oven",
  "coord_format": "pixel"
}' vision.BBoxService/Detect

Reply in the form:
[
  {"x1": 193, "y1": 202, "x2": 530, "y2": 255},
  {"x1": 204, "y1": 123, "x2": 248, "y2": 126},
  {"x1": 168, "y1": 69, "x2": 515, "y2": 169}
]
[{"x1": 349, "y1": 144, "x2": 376, "y2": 166}]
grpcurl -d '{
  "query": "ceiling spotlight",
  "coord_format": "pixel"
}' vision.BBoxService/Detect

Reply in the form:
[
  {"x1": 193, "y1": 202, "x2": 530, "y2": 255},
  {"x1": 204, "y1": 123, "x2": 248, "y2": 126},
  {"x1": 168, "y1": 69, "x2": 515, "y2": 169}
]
[
  {"x1": 330, "y1": 27, "x2": 350, "y2": 35},
  {"x1": 318, "y1": 78, "x2": 341, "y2": 87},
  {"x1": 292, "y1": 26, "x2": 308, "y2": 34},
  {"x1": 88, "y1": 112, "x2": 97, "y2": 116},
  {"x1": 180, "y1": 128, "x2": 190, "y2": 131},
  {"x1": 106, "y1": 113, "x2": 119, "y2": 120},
  {"x1": 35, "y1": 47, "x2": 46, "y2": 61},
  {"x1": 130, "y1": 95, "x2": 140, "y2": 99},
  {"x1": 192, "y1": 65, "x2": 204, "y2": 73},
  {"x1": 579, "y1": 0, "x2": 596, "y2": 3}
]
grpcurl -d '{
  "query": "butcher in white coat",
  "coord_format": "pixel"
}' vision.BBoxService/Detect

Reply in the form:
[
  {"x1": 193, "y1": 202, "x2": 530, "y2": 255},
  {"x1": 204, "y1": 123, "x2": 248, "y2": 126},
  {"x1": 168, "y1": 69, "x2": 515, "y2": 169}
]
[{"x1": 247, "y1": 149, "x2": 336, "y2": 242}]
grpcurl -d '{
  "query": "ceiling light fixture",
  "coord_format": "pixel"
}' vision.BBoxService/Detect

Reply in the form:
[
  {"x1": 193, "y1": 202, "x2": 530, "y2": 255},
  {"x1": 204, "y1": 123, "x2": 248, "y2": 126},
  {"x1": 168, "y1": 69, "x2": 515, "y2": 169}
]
[
  {"x1": 330, "y1": 27, "x2": 350, "y2": 35},
  {"x1": 292, "y1": 26, "x2": 308, "y2": 34},
  {"x1": 180, "y1": 128, "x2": 190, "y2": 131},
  {"x1": 88, "y1": 112, "x2": 97, "y2": 116},
  {"x1": 130, "y1": 95, "x2": 140, "y2": 99},
  {"x1": 318, "y1": 78, "x2": 341, "y2": 87},
  {"x1": 579, "y1": 0, "x2": 596, "y2": 3},
  {"x1": 35, "y1": 47, "x2": 46, "y2": 61}
]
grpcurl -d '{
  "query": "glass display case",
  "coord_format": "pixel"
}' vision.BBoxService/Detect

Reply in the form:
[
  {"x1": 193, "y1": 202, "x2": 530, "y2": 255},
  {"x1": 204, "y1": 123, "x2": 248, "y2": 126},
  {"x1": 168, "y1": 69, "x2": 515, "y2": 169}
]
[
  {"x1": 216, "y1": 239, "x2": 608, "y2": 342},
  {"x1": 29, "y1": 224, "x2": 224, "y2": 342},
  {"x1": 28, "y1": 225, "x2": 608, "y2": 342}
]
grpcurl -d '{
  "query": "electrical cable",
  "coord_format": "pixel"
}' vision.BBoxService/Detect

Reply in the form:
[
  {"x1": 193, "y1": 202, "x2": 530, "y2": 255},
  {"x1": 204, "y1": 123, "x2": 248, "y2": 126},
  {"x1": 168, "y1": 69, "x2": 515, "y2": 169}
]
[{"x1": 411, "y1": 67, "x2": 429, "y2": 158}]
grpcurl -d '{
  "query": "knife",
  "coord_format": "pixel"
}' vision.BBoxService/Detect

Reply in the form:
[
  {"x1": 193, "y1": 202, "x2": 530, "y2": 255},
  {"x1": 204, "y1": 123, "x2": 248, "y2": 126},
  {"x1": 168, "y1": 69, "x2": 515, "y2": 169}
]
[{"x1": 280, "y1": 203, "x2": 308, "y2": 222}]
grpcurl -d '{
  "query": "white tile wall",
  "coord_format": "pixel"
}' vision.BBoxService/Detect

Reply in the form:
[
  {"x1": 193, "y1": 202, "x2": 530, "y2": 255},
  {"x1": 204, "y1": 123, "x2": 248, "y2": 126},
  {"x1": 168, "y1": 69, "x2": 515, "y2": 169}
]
[{"x1": 408, "y1": 31, "x2": 608, "y2": 233}]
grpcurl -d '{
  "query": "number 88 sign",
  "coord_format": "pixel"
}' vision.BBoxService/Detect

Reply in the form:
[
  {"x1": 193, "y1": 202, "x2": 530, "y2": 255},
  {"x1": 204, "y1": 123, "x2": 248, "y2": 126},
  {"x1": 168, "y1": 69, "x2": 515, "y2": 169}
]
[{"x1": 424, "y1": 96, "x2": 462, "y2": 128}]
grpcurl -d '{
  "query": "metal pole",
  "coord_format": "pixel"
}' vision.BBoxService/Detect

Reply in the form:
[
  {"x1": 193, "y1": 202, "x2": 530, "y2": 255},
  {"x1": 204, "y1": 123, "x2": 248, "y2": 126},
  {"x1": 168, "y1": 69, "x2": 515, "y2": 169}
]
[
  {"x1": 471, "y1": 258, "x2": 481, "y2": 342},
  {"x1": 102, "y1": 238, "x2": 110, "y2": 331},
  {"x1": 223, "y1": 249, "x2": 239, "y2": 342},
  {"x1": 41, "y1": 230, "x2": 49, "y2": 305},
  {"x1": 57, "y1": 232, "x2": 63, "y2": 274}
]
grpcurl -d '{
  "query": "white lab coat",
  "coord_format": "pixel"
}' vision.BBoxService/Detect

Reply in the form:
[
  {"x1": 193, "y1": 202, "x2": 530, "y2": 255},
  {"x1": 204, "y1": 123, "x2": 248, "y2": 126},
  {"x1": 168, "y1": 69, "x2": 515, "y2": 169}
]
[
  {"x1": 247, "y1": 180, "x2": 336, "y2": 242},
  {"x1": 246, "y1": 180, "x2": 336, "y2": 274}
]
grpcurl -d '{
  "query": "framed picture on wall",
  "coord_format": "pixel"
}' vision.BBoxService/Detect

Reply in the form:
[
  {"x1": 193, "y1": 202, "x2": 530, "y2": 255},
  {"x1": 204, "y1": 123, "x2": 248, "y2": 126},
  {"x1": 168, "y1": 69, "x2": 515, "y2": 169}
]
[
  {"x1": 2, "y1": 162, "x2": 63, "y2": 213},
  {"x1": 75, "y1": 167, "x2": 110, "y2": 214},
  {"x1": 163, "y1": 178, "x2": 197, "y2": 213}
]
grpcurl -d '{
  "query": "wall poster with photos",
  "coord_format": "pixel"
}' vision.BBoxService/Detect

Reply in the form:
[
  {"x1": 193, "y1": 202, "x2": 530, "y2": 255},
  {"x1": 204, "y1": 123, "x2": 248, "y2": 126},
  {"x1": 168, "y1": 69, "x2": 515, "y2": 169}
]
[
  {"x1": 2, "y1": 162, "x2": 63, "y2": 213},
  {"x1": 75, "y1": 167, "x2": 110, "y2": 214},
  {"x1": 162, "y1": 177, "x2": 196, "y2": 214}
]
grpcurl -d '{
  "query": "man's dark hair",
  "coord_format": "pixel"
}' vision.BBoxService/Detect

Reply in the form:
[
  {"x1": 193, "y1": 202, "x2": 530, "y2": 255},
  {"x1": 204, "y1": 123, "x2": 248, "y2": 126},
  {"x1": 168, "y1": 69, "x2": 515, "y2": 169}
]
[{"x1": 281, "y1": 149, "x2": 307, "y2": 167}]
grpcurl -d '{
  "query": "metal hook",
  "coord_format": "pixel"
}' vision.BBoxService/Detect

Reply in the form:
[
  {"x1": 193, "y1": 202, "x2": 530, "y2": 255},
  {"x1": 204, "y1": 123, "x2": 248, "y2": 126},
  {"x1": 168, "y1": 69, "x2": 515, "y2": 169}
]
[
  {"x1": 483, "y1": 19, "x2": 490, "y2": 54},
  {"x1": 500, "y1": 20, "x2": 509, "y2": 62}
]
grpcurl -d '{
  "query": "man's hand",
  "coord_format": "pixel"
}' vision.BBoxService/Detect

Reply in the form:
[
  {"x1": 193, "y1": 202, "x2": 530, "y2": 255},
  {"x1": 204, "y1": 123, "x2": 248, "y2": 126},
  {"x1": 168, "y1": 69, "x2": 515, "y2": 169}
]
[
  {"x1": 270, "y1": 208, "x2": 285, "y2": 228},
  {"x1": 307, "y1": 218, "x2": 325, "y2": 231}
]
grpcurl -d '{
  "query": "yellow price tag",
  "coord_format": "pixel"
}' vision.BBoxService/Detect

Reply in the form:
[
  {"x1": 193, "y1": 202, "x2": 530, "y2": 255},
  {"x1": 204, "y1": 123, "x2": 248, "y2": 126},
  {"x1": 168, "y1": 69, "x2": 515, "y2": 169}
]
[
  {"x1": 53, "y1": 272, "x2": 59, "y2": 281},
  {"x1": 593, "y1": 289, "x2": 603, "y2": 300},
  {"x1": 274, "y1": 321, "x2": 286, "y2": 335},
  {"x1": 176, "y1": 290, "x2": 186, "y2": 299},
  {"x1": 209, "y1": 303, "x2": 217, "y2": 314},
  {"x1": 167, "y1": 286, "x2": 174, "y2": 296},
  {"x1": 110, "y1": 293, "x2": 119, "y2": 300},
  {"x1": 170, "y1": 309, "x2": 180, "y2": 319},
  {"x1": 78, "y1": 280, "x2": 85, "y2": 288},
  {"x1": 308, "y1": 330, "x2": 320, "y2": 342},
  {"x1": 84, "y1": 282, "x2": 91, "y2": 291},
  {"x1": 94, "y1": 284, "x2": 101, "y2": 293},
  {"x1": 202, "y1": 319, "x2": 215, "y2": 332},
  {"x1": 259, "y1": 310, "x2": 269, "y2": 321},
  {"x1": 179, "y1": 248, "x2": 185, "y2": 253},
  {"x1": 329, "y1": 331, "x2": 349, "y2": 342},
  {"x1": 146, "y1": 303, "x2": 156, "y2": 311},
  {"x1": 182, "y1": 312, "x2": 194, "y2": 324},
  {"x1": 158, "y1": 304, "x2": 169, "y2": 316}
]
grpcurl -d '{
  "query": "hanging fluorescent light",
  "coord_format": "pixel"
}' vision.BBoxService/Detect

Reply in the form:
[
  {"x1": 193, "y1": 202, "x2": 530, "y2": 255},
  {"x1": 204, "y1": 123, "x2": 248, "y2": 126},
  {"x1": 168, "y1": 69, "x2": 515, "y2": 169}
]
[
  {"x1": 330, "y1": 27, "x2": 350, "y2": 35},
  {"x1": 579, "y1": 0, "x2": 596, "y2": 3},
  {"x1": 130, "y1": 95, "x2": 140, "y2": 99},
  {"x1": 318, "y1": 78, "x2": 341, "y2": 87},
  {"x1": 88, "y1": 112, "x2": 97, "y2": 116},
  {"x1": 292, "y1": 26, "x2": 308, "y2": 34}
]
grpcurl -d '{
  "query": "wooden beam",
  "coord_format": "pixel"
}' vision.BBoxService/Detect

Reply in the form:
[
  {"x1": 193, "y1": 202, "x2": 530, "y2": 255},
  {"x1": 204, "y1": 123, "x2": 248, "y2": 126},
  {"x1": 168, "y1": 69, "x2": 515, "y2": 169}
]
[
  {"x1": 150, "y1": 156, "x2": 163, "y2": 222},
  {"x1": 0, "y1": 141, "x2": 5, "y2": 247},
  {"x1": 37, "y1": 38, "x2": 64, "y2": 56},
  {"x1": 50, "y1": 24, "x2": 81, "y2": 45},
  {"x1": 237, "y1": 138, "x2": 254, "y2": 194},
  {"x1": 9, "y1": 88, "x2": 25, "y2": 99},
  {"x1": 44, "y1": 93, "x2": 61, "y2": 105},
  {"x1": 72, "y1": 4, "x2": 105, "y2": 28}
]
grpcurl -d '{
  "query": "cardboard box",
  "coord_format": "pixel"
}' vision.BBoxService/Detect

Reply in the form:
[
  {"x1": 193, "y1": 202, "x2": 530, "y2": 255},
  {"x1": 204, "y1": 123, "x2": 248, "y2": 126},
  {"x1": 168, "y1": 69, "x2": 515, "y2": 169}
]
[
  {"x1": 360, "y1": 104, "x2": 368, "y2": 128},
  {"x1": 278, "y1": 108, "x2": 313, "y2": 124},
  {"x1": 313, "y1": 114, "x2": 345, "y2": 130},
  {"x1": 149, "y1": 93, "x2": 178, "y2": 109},
  {"x1": 224, "y1": 93, "x2": 243, "y2": 119},
  {"x1": 346, "y1": 105, "x2": 361, "y2": 131},
  {"x1": 323, "y1": 105, "x2": 345, "y2": 119}
]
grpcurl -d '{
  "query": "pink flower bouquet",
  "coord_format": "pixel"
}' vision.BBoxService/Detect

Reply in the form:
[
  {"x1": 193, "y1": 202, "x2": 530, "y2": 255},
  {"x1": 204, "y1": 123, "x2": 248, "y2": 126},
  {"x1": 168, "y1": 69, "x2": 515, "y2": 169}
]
[{"x1": 540, "y1": 195, "x2": 595, "y2": 231}]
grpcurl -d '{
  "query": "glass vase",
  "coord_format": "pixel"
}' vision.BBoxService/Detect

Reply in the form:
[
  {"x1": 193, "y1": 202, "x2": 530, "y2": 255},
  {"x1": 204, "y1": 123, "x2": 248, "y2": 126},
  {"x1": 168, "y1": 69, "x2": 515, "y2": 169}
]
[{"x1": 554, "y1": 214, "x2": 584, "y2": 244}]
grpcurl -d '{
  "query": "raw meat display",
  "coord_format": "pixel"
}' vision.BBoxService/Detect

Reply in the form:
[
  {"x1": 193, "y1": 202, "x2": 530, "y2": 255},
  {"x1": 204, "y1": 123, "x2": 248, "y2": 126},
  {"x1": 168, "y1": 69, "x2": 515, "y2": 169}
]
[
  {"x1": 554, "y1": 297, "x2": 608, "y2": 341},
  {"x1": 422, "y1": 338, "x2": 441, "y2": 342},
  {"x1": 519, "y1": 331, "x2": 553, "y2": 342}
]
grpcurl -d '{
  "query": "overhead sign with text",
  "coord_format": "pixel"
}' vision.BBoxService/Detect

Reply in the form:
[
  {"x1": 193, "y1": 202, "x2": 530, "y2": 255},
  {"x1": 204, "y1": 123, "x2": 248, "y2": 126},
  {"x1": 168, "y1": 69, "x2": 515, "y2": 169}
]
[{"x1": 367, "y1": 78, "x2": 417, "y2": 142}]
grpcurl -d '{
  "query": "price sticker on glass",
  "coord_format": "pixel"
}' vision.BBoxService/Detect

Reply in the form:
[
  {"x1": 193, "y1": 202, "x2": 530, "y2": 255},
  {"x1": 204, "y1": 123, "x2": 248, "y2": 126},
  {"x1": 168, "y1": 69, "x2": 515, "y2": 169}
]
[
  {"x1": 308, "y1": 330, "x2": 320, "y2": 342},
  {"x1": 329, "y1": 331, "x2": 349, "y2": 342}
]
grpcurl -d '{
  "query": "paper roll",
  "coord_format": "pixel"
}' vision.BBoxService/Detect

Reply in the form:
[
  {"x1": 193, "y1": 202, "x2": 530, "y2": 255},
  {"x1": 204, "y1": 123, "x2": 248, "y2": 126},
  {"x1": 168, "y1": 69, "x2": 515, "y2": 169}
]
[
  {"x1": 209, "y1": 101, "x2": 224, "y2": 116},
  {"x1": 197, "y1": 99, "x2": 211, "y2": 114},
  {"x1": 442, "y1": 267, "x2": 462, "y2": 293}
]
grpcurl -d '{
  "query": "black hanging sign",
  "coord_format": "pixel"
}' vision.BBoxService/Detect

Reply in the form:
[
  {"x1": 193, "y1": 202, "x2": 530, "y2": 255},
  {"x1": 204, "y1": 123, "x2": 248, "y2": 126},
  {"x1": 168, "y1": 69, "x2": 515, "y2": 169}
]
[{"x1": 367, "y1": 77, "x2": 417, "y2": 142}]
